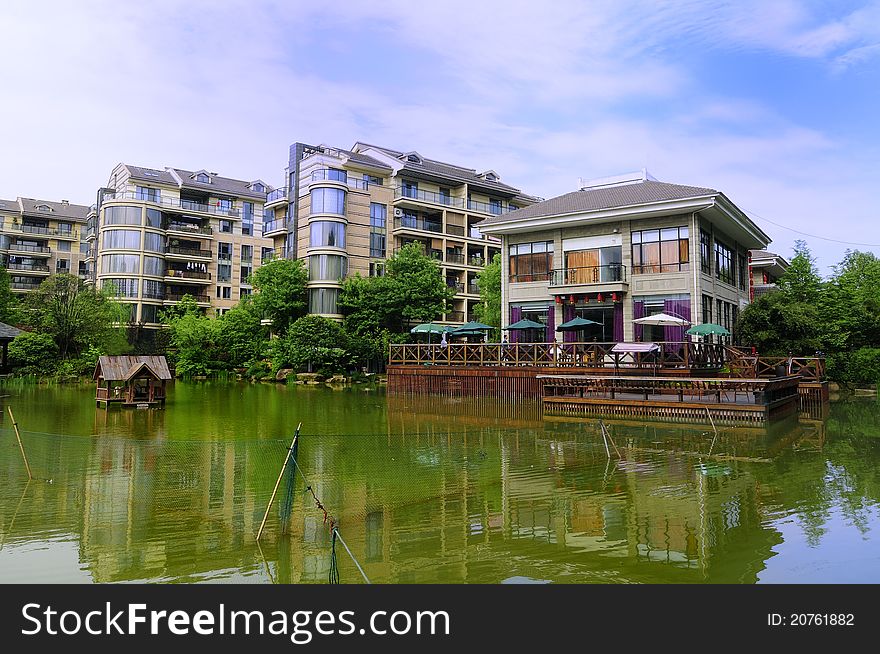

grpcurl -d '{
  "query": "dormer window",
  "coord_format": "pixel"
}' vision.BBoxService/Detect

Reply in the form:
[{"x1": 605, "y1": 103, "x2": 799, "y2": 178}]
[
  {"x1": 195, "y1": 173, "x2": 210, "y2": 183},
  {"x1": 400, "y1": 151, "x2": 423, "y2": 164},
  {"x1": 251, "y1": 182, "x2": 265, "y2": 193},
  {"x1": 36, "y1": 204, "x2": 51, "y2": 212}
]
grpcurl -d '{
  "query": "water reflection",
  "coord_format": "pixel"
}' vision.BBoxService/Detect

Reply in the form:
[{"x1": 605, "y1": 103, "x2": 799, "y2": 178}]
[{"x1": 0, "y1": 384, "x2": 878, "y2": 583}]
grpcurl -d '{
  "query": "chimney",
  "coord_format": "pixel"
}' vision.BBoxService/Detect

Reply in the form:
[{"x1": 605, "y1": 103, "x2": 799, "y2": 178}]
[{"x1": 61, "y1": 199, "x2": 69, "y2": 206}]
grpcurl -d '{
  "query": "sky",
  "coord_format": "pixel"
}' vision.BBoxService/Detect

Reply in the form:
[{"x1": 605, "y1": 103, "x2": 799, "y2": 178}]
[{"x1": 1, "y1": 0, "x2": 879, "y2": 273}]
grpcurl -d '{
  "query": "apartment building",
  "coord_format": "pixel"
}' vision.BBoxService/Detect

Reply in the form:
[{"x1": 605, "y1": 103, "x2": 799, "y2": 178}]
[
  {"x1": 264, "y1": 142, "x2": 539, "y2": 322},
  {"x1": 477, "y1": 170, "x2": 771, "y2": 343},
  {"x1": 0, "y1": 196, "x2": 90, "y2": 293},
  {"x1": 748, "y1": 249, "x2": 789, "y2": 299},
  {"x1": 89, "y1": 164, "x2": 275, "y2": 325}
]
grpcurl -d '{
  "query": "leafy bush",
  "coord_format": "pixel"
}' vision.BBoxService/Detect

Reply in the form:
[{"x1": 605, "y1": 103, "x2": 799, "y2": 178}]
[
  {"x1": 270, "y1": 315, "x2": 352, "y2": 373},
  {"x1": 827, "y1": 348, "x2": 880, "y2": 388},
  {"x1": 8, "y1": 332, "x2": 60, "y2": 375}
]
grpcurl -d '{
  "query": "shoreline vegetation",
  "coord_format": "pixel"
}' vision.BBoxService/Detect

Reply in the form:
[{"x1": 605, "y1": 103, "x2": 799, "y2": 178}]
[{"x1": 2, "y1": 241, "x2": 879, "y2": 391}]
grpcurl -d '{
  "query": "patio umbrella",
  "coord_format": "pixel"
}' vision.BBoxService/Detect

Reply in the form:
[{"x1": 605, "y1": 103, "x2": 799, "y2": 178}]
[
  {"x1": 556, "y1": 316, "x2": 599, "y2": 331},
  {"x1": 410, "y1": 322, "x2": 452, "y2": 343},
  {"x1": 452, "y1": 321, "x2": 493, "y2": 333},
  {"x1": 686, "y1": 323, "x2": 730, "y2": 336},
  {"x1": 632, "y1": 312, "x2": 690, "y2": 326},
  {"x1": 504, "y1": 318, "x2": 546, "y2": 330}
]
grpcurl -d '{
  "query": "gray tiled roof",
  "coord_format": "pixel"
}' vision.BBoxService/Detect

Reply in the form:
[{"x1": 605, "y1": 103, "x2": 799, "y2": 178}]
[
  {"x1": 17, "y1": 197, "x2": 90, "y2": 222},
  {"x1": 124, "y1": 165, "x2": 178, "y2": 186},
  {"x1": 171, "y1": 168, "x2": 267, "y2": 199},
  {"x1": 0, "y1": 198, "x2": 18, "y2": 211},
  {"x1": 0, "y1": 322, "x2": 23, "y2": 340},
  {"x1": 478, "y1": 180, "x2": 718, "y2": 225}
]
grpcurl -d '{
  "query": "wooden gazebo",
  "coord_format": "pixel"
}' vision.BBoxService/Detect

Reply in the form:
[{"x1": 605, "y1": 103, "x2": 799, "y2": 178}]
[{"x1": 94, "y1": 356, "x2": 172, "y2": 407}]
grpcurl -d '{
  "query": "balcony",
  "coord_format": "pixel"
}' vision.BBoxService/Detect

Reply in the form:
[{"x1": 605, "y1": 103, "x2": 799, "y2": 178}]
[
  {"x1": 310, "y1": 169, "x2": 369, "y2": 190},
  {"x1": 102, "y1": 191, "x2": 241, "y2": 218},
  {"x1": 165, "y1": 269, "x2": 212, "y2": 283},
  {"x1": 11, "y1": 281, "x2": 42, "y2": 291},
  {"x1": 466, "y1": 199, "x2": 516, "y2": 216},
  {"x1": 446, "y1": 224, "x2": 466, "y2": 237},
  {"x1": 7, "y1": 262, "x2": 50, "y2": 274},
  {"x1": 165, "y1": 292, "x2": 211, "y2": 304},
  {"x1": 8, "y1": 243, "x2": 51, "y2": 256},
  {"x1": 393, "y1": 187, "x2": 465, "y2": 209},
  {"x1": 166, "y1": 222, "x2": 213, "y2": 237},
  {"x1": 263, "y1": 218, "x2": 286, "y2": 236},
  {"x1": 467, "y1": 282, "x2": 480, "y2": 295},
  {"x1": 446, "y1": 281, "x2": 465, "y2": 293},
  {"x1": 445, "y1": 310, "x2": 465, "y2": 322},
  {"x1": 394, "y1": 217, "x2": 443, "y2": 234},
  {"x1": 468, "y1": 255, "x2": 485, "y2": 267},
  {"x1": 445, "y1": 252, "x2": 465, "y2": 265},
  {"x1": 265, "y1": 187, "x2": 288, "y2": 206},
  {"x1": 548, "y1": 264, "x2": 629, "y2": 295},
  {"x1": 165, "y1": 245, "x2": 213, "y2": 259}
]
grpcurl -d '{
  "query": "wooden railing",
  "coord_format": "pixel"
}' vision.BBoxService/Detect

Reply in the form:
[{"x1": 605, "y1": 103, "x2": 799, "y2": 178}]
[
  {"x1": 389, "y1": 341, "x2": 726, "y2": 370},
  {"x1": 724, "y1": 347, "x2": 826, "y2": 381}
]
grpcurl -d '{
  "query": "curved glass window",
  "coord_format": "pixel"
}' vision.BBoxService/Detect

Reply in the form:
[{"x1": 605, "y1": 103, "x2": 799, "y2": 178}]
[
  {"x1": 309, "y1": 288, "x2": 339, "y2": 314},
  {"x1": 145, "y1": 208, "x2": 163, "y2": 228},
  {"x1": 102, "y1": 277, "x2": 139, "y2": 298},
  {"x1": 144, "y1": 232, "x2": 165, "y2": 252},
  {"x1": 104, "y1": 206, "x2": 142, "y2": 225},
  {"x1": 310, "y1": 187, "x2": 345, "y2": 215},
  {"x1": 101, "y1": 254, "x2": 140, "y2": 274},
  {"x1": 142, "y1": 279, "x2": 165, "y2": 300},
  {"x1": 309, "y1": 254, "x2": 348, "y2": 281},
  {"x1": 140, "y1": 304, "x2": 160, "y2": 323},
  {"x1": 102, "y1": 229, "x2": 141, "y2": 250},
  {"x1": 143, "y1": 256, "x2": 164, "y2": 276},
  {"x1": 309, "y1": 221, "x2": 346, "y2": 248}
]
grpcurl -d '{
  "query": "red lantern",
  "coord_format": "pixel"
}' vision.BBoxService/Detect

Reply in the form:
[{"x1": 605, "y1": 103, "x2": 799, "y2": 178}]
[
  {"x1": 555, "y1": 295, "x2": 562, "y2": 304},
  {"x1": 597, "y1": 293, "x2": 604, "y2": 303},
  {"x1": 569, "y1": 295, "x2": 575, "y2": 303},
  {"x1": 612, "y1": 292, "x2": 619, "y2": 302}
]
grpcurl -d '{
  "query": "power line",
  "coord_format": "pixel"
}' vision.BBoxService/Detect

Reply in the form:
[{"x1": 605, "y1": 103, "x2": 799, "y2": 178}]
[{"x1": 742, "y1": 207, "x2": 880, "y2": 248}]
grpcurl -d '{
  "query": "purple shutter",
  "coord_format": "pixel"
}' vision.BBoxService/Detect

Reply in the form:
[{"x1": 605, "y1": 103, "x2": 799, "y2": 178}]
[
  {"x1": 664, "y1": 298, "x2": 691, "y2": 345},
  {"x1": 613, "y1": 302, "x2": 624, "y2": 342},
  {"x1": 509, "y1": 306, "x2": 522, "y2": 344},
  {"x1": 563, "y1": 304, "x2": 576, "y2": 343},
  {"x1": 546, "y1": 304, "x2": 555, "y2": 343},
  {"x1": 633, "y1": 300, "x2": 645, "y2": 341}
]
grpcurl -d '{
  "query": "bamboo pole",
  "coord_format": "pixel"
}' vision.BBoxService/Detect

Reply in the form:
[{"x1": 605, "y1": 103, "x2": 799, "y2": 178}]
[
  {"x1": 706, "y1": 407, "x2": 719, "y2": 455},
  {"x1": 7, "y1": 407, "x2": 33, "y2": 480},
  {"x1": 256, "y1": 423, "x2": 301, "y2": 542}
]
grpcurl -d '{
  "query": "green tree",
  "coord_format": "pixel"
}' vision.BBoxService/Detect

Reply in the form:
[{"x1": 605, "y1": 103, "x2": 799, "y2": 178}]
[
  {"x1": 249, "y1": 258, "x2": 308, "y2": 334},
  {"x1": 165, "y1": 308, "x2": 223, "y2": 376},
  {"x1": 777, "y1": 240, "x2": 823, "y2": 303},
  {"x1": 217, "y1": 301, "x2": 267, "y2": 368},
  {"x1": 0, "y1": 266, "x2": 18, "y2": 324},
  {"x1": 736, "y1": 291, "x2": 821, "y2": 356},
  {"x1": 22, "y1": 274, "x2": 128, "y2": 359},
  {"x1": 473, "y1": 253, "x2": 501, "y2": 334},
  {"x1": 270, "y1": 315, "x2": 350, "y2": 374},
  {"x1": 820, "y1": 249, "x2": 880, "y2": 352}
]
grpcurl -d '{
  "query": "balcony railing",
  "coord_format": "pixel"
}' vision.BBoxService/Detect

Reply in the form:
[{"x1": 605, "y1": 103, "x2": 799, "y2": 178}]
[
  {"x1": 9, "y1": 243, "x2": 51, "y2": 254},
  {"x1": 446, "y1": 224, "x2": 466, "y2": 237},
  {"x1": 166, "y1": 222, "x2": 212, "y2": 235},
  {"x1": 446, "y1": 252, "x2": 465, "y2": 265},
  {"x1": 263, "y1": 218, "x2": 286, "y2": 234},
  {"x1": 165, "y1": 292, "x2": 210, "y2": 303},
  {"x1": 7, "y1": 223, "x2": 77, "y2": 238},
  {"x1": 103, "y1": 191, "x2": 241, "y2": 217},
  {"x1": 165, "y1": 269, "x2": 211, "y2": 280},
  {"x1": 446, "y1": 281, "x2": 465, "y2": 293},
  {"x1": 310, "y1": 169, "x2": 369, "y2": 190},
  {"x1": 266, "y1": 187, "x2": 287, "y2": 203},
  {"x1": 467, "y1": 199, "x2": 513, "y2": 215},
  {"x1": 165, "y1": 245, "x2": 212, "y2": 258},
  {"x1": 469, "y1": 255, "x2": 485, "y2": 267},
  {"x1": 467, "y1": 282, "x2": 480, "y2": 295},
  {"x1": 393, "y1": 187, "x2": 465, "y2": 208},
  {"x1": 7, "y1": 262, "x2": 50, "y2": 272},
  {"x1": 11, "y1": 281, "x2": 42, "y2": 291},
  {"x1": 445, "y1": 310, "x2": 465, "y2": 322},
  {"x1": 549, "y1": 264, "x2": 627, "y2": 286},
  {"x1": 394, "y1": 217, "x2": 443, "y2": 233}
]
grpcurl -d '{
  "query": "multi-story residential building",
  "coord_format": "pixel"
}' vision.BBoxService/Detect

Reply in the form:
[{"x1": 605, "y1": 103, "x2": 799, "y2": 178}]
[
  {"x1": 264, "y1": 142, "x2": 539, "y2": 322},
  {"x1": 748, "y1": 249, "x2": 789, "y2": 299},
  {"x1": 89, "y1": 164, "x2": 275, "y2": 325},
  {"x1": 0, "y1": 196, "x2": 90, "y2": 293},
  {"x1": 477, "y1": 170, "x2": 771, "y2": 343}
]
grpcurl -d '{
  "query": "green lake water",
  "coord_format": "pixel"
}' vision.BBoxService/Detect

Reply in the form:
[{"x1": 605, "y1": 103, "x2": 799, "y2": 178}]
[{"x1": 1, "y1": 381, "x2": 879, "y2": 584}]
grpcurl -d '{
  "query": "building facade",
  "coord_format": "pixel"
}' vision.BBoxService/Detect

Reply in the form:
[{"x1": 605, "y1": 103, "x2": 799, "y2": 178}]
[
  {"x1": 264, "y1": 142, "x2": 539, "y2": 322},
  {"x1": 748, "y1": 249, "x2": 789, "y2": 299},
  {"x1": 0, "y1": 196, "x2": 90, "y2": 293},
  {"x1": 477, "y1": 170, "x2": 771, "y2": 343},
  {"x1": 89, "y1": 164, "x2": 275, "y2": 325}
]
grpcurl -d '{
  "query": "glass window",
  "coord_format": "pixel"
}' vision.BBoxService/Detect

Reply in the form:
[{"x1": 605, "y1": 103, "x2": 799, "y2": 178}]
[
  {"x1": 702, "y1": 294, "x2": 713, "y2": 323},
  {"x1": 240, "y1": 265, "x2": 252, "y2": 284},
  {"x1": 402, "y1": 180, "x2": 418, "y2": 199},
  {"x1": 196, "y1": 173, "x2": 209, "y2": 183},
  {"x1": 56, "y1": 259, "x2": 70, "y2": 273},
  {"x1": 101, "y1": 254, "x2": 140, "y2": 274},
  {"x1": 142, "y1": 279, "x2": 164, "y2": 299},
  {"x1": 58, "y1": 222, "x2": 73, "y2": 235},
  {"x1": 327, "y1": 168, "x2": 347, "y2": 182},
  {"x1": 700, "y1": 230, "x2": 712, "y2": 274},
  {"x1": 309, "y1": 288, "x2": 339, "y2": 314},
  {"x1": 216, "y1": 286, "x2": 231, "y2": 299},
  {"x1": 102, "y1": 278, "x2": 139, "y2": 298},
  {"x1": 369, "y1": 232, "x2": 386, "y2": 258},
  {"x1": 370, "y1": 203, "x2": 386, "y2": 228},
  {"x1": 242, "y1": 202, "x2": 253, "y2": 236},
  {"x1": 102, "y1": 229, "x2": 141, "y2": 250},
  {"x1": 218, "y1": 198, "x2": 233, "y2": 212},
  {"x1": 140, "y1": 304, "x2": 159, "y2": 323},
  {"x1": 489, "y1": 198, "x2": 502, "y2": 215},
  {"x1": 737, "y1": 254, "x2": 747, "y2": 291},
  {"x1": 310, "y1": 187, "x2": 346, "y2": 215},
  {"x1": 219, "y1": 219, "x2": 233, "y2": 233},
  {"x1": 632, "y1": 226, "x2": 688, "y2": 273},
  {"x1": 241, "y1": 244, "x2": 253, "y2": 262},
  {"x1": 309, "y1": 254, "x2": 348, "y2": 281},
  {"x1": 57, "y1": 240, "x2": 71, "y2": 252},
  {"x1": 104, "y1": 206, "x2": 142, "y2": 225},
  {"x1": 143, "y1": 256, "x2": 164, "y2": 276},
  {"x1": 145, "y1": 208, "x2": 162, "y2": 228},
  {"x1": 217, "y1": 263, "x2": 231, "y2": 282},
  {"x1": 218, "y1": 242, "x2": 232, "y2": 260},
  {"x1": 715, "y1": 239, "x2": 734, "y2": 285},
  {"x1": 135, "y1": 186, "x2": 161, "y2": 203},
  {"x1": 144, "y1": 232, "x2": 165, "y2": 252},
  {"x1": 309, "y1": 221, "x2": 346, "y2": 248},
  {"x1": 363, "y1": 174, "x2": 383, "y2": 186},
  {"x1": 508, "y1": 241, "x2": 554, "y2": 282}
]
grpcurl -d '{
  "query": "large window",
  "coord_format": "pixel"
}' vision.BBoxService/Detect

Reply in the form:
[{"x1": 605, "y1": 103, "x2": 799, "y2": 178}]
[
  {"x1": 102, "y1": 278, "x2": 139, "y2": 298},
  {"x1": 700, "y1": 230, "x2": 711, "y2": 274},
  {"x1": 135, "y1": 186, "x2": 161, "y2": 203},
  {"x1": 310, "y1": 187, "x2": 346, "y2": 215},
  {"x1": 737, "y1": 254, "x2": 747, "y2": 291},
  {"x1": 508, "y1": 241, "x2": 553, "y2": 282},
  {"x1": 142, "y1": 279, "x2": 164, "y2": 300},
  {"x1": 564, "y1": 246, "x2": 622, "y2": 283},
  {"x1": 102, "y1": 229, "x2": 141, "y2": 250},
  {"x1": 715, "y1": 239, "x2": 734, "y2": 285},
  {"x1": 702, "y1": 294, "x2": 713, "y2": 323},
  {"x1": 144, "y1": 256, "x2": 164, "y2": 276},
  {"x1": 632, "y1": 227, "x2": 688, "y2": 273},
  {"x1": 145, "y1": 208, "x2": 162, "y2": 228},
  {"x1": 309, "y1": 221, "x2": 346, "y2": 248},
  {"x1": 402, "y1": 180, "x2": 418, "y2": 199},
  {"x1": 144, "y1": 232, "x2": 165, "y2": 252},
  {"x1": 242, "y1": 201, "x2": 254, "y2": 236},
  {"x1": 217, "y1": 263, "x2": 231, "y2": 282},
  {"x1": 370, "y1": 203, "x2": 386, "y2": 228},
  {"x1": 309, "y1": 254, "x2": 348, "y2": 281},
  {"x1": 241, "y1": 244, "x2": 253, "y2": 262},
  {"x1": 370, "y1": 232, "x2": 386, "y2": 258},
  {"x1": 101, "y1": 254, "x2": 140, "y2": 274},
  {"x1": 104, "y1": 206, "x2": 142, "y2": 226},
  {"x1": 140, "y1": 304, "x2": 160, "y2": 323},
  {"x1": 309, "y1": 288, "x2": 339, "y2": 314},
  {"x1": 327, "y1": 168, "x2": 347, "y2": 182},
  {"x1": 57, "y1": 240, "x2": 71, "y2": 252}
]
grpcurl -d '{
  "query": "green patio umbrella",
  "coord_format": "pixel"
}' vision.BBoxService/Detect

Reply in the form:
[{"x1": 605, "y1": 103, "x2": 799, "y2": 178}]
[
  {"x1": 686, "y1": 323, "x2": 730, "y2": 336},
  {"x1": 410, "y1": 322, "x2": 453, "y2": 343},
  {"x1": 556, "y1": 316, "x2": 600, "y2": 331},
  {"x1": 452, "y1": 321, "x2": 493, "y2": 333},
  {"x1": 504, "y1": 318, "x2": 546, "y2": 330}
]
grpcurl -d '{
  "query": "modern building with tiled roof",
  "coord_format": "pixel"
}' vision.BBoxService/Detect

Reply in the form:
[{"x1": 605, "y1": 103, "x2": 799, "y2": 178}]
[
  {"x1": 262, "y1": 141, "x2": 540, "y2": 322},
  {"x1": 0, "y1": 195, "x2": 91, "y2": 293},
  {"x1": 748, "y1": 249, "x2": 789, "y2": 299},
  {"x1": 87, "y1": 163, "x2": 276, "y2": 326},
  {"x1": 476, "y1": 169, "x2": 772, "y2": 343}
]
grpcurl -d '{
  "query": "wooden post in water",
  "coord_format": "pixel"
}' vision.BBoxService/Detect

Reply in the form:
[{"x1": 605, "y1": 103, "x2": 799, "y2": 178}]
[
  {"x1": 7, "y1": 407, "x2": 33, "y2": 480},
  {"x1": 256, "y1": 423, "x2": 301, "y2": 542},
  {"x1": 706, "y1": 407, "x2": 719, "y2": 455}
]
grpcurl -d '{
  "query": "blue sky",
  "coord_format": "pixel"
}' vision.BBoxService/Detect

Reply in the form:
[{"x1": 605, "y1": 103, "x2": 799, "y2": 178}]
[{"x1": 1, "y1": 0, "x2": 879, "y2": 272}]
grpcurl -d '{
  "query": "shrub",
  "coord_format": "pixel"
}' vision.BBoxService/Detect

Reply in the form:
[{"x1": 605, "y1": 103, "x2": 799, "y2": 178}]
[
  {"x1": 827, "y1": 347, "x2": 880, "y2": 388},
  {"x1": 8, "y1": 332, "x2": 60, "y2": 375}
]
